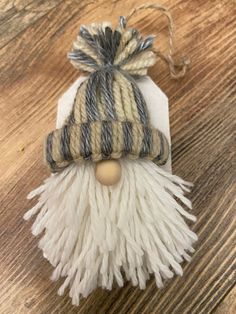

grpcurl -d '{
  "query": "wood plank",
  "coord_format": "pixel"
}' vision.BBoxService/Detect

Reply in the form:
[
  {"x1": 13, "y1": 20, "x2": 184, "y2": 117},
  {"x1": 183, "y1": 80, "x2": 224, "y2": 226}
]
[
  {"x1": 0, "y1": 0, "x2": 63, "y2": 48},
  {"x1": 0, "y1": 0, "x2": 235, "y2": 313},
  {"x1": 215, "y1": 286, "x2": 236, "y2": 314}
]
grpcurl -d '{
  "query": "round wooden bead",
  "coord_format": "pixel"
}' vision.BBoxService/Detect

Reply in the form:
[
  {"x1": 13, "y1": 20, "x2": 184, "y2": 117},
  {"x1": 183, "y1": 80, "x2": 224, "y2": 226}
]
[{"x1": 95, "y1": 160, "x2": 121, "y2": 186}]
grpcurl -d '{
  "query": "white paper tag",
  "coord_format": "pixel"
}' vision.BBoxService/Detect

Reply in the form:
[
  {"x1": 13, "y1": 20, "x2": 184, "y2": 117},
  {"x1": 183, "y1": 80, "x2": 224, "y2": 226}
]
[
  {"x1": 56, "y1": 76, "x2": 172, "y2": 172},
  {"x1": 136, "y1": 77, "x2": 172, "y2": 172}
]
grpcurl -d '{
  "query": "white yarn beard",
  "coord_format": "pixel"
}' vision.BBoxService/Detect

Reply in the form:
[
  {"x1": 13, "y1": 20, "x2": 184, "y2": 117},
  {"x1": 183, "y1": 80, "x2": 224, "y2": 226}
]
[{"x1": 24, "y1": 159, "x2": 197, "y2": 306}]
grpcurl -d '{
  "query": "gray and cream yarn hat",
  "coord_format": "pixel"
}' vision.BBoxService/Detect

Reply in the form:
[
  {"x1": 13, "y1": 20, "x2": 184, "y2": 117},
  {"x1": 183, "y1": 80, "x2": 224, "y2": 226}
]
[{"x1": 45, "y1": 17, "x2": 169, "y2": 172}]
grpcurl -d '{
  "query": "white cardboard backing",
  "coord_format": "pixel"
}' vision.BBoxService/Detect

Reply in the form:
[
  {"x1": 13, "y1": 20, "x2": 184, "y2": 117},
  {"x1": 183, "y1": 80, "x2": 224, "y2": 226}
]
[{"x1": 56, "y1": 76, "x2": 172, "y2": 173}]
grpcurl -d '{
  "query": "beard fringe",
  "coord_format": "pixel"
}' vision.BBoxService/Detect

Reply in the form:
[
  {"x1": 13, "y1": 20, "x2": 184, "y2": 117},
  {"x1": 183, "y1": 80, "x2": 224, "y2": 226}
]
[{"x1": 24, "y1": 159, "x2": 197, "y2": 306}]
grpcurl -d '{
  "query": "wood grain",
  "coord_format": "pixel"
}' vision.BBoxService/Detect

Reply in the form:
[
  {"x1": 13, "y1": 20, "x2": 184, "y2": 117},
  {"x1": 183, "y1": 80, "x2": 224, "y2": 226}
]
[
  {"x1": 0, "y1": 0, "x2": 235, "y2": 313},
  {"x1": 215, "y1": 286, "x2": 236, "y2": 314}
]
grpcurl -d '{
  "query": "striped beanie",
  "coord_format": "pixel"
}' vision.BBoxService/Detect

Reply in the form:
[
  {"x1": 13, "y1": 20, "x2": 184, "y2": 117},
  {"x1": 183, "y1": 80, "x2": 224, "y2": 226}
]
[{"x1": 45, "y1": 17, "x2": 169, "y2": 172}]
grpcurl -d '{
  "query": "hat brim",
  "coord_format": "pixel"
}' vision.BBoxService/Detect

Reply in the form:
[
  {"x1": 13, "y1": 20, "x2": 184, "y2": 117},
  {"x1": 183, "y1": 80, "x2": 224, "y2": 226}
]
[{"x1": 45, "y1": 121, "x2": 169, "y2": 172}]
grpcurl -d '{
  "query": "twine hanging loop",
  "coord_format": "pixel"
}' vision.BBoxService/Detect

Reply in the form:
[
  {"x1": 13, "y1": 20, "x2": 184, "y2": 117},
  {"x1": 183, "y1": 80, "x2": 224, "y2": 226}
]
[{"x1": 126, "y1": 3, "x2": 190, "y2": 79}]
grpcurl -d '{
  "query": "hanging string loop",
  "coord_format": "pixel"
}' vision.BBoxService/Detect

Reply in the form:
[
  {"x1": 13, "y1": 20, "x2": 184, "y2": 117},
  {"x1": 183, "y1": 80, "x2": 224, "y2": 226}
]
[{"x1": 126, "y1": 3, "x2": 189, "y2": 79}]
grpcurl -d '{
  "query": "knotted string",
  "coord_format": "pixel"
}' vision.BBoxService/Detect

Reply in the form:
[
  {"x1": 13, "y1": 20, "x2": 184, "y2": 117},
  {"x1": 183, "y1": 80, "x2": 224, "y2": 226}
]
[{"x1": 126, "y1": 3, "x2": 189, "y2": 79}]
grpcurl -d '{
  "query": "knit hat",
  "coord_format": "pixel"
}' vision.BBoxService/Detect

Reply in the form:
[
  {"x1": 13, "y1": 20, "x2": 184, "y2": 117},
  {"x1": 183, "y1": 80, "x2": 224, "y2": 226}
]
[{"x1": 45, "y1": 17, "x2": 169, "y2": 172}]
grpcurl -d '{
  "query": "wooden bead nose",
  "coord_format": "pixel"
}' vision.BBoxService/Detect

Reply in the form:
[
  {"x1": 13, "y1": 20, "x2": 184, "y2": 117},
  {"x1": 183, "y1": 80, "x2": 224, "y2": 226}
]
[{"x1": 95, "y1": 160, "x2": 121, "y2": 186}]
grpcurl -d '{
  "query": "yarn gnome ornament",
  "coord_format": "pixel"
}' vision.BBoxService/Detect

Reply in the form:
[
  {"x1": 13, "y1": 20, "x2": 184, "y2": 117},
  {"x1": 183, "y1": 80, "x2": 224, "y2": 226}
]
[{"x1": 24, "y1": 4, "x2": 197, "y2": 306}]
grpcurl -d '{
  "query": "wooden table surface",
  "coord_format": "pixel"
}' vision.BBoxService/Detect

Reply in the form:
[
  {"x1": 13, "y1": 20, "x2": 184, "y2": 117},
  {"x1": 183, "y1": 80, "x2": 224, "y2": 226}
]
[{"x1": 0, "y1": 0, "x2": 235, "y2": 313}]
